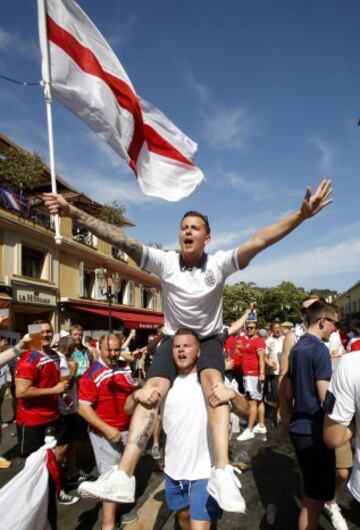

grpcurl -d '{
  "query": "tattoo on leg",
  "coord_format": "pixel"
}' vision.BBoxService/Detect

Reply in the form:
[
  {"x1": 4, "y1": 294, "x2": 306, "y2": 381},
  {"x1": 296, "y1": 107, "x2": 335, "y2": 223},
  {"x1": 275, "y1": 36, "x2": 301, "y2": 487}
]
[{"x1": 130, "y1": 411, "x2": 156, "y2": 451}]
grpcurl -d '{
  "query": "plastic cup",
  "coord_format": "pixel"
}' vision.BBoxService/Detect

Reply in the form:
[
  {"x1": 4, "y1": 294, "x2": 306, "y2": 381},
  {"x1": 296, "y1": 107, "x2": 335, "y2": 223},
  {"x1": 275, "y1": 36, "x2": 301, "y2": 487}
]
[{"x1": 28, "y1": 324, "x2": 42, "y2": 350}]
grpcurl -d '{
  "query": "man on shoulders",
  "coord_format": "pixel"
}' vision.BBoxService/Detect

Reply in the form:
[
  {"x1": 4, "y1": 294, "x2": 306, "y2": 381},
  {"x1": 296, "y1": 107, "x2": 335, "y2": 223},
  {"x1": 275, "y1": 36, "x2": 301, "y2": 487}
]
[{"x1": 44, "y1": 180, "x2": 332, "y2": 511}]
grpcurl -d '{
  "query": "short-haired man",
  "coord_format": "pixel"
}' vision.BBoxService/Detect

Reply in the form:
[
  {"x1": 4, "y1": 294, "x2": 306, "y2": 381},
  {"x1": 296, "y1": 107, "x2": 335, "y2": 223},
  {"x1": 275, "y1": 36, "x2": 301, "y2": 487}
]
[
  {"x1": 125, "y1": 328, "x2": 250, "y2": 528},
  {"x1": 15, "y1": 320, "x2": 78, "y2": 505},
  {"x1": 70, "y1": 324, "x2": 93, "y2": 381},
  {"x1": 44, "y1": 179, "x2": 332, "y2": 511},
  {"x1": 236, "y1": 321, "x2": 267, "y2": 441},
  {"x1": 15, "y1": 321, "x2": 68, "y2": 456},
  {"x1": 280, "y1": 301, "x2": 339, "y2": 530},
  {"x1": 78, "y1": 334, "x2": 141, "y2": 529},
  {"x1": 265, "y1": 321, "x2": 284, "y2": 405}
]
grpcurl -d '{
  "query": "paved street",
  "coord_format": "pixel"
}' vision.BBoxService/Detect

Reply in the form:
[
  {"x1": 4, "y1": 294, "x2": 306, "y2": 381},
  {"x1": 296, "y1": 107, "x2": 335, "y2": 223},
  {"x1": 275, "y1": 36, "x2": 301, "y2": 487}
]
[{"x1": 0, "y1": 397, "x2": 359, "y2": 530}]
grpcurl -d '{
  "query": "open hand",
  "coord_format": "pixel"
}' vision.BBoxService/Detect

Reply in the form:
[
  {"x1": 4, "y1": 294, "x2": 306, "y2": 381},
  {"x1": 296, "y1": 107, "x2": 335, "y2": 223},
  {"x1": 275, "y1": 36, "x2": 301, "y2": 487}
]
[{"x1": 300, "y1": 179, "x2": 333, "y2": 219}]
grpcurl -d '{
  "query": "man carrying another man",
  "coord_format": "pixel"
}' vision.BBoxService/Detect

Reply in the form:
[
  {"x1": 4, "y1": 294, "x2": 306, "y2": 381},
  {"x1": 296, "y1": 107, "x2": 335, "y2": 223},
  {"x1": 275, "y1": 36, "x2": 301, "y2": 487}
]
[{"x1": 125, "y1": 328, "x2": 250, "y2": 529}]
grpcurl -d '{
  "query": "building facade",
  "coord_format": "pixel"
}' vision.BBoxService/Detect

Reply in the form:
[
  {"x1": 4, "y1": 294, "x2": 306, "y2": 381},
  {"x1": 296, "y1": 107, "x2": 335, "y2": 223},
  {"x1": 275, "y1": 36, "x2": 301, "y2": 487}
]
[
  {"x1": 0, "y1": 133, "x2": 163, "y2": 338},
  {"x1": 334, "y1": 281, "x2": 360, "y2": 324}
]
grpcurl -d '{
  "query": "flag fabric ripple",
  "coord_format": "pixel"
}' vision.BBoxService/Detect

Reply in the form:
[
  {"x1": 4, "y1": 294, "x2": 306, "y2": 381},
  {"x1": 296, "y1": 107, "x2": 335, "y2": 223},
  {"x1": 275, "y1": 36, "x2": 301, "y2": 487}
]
[{"x1": 38, "y1": 0, "x2": 204, "y2": 201}]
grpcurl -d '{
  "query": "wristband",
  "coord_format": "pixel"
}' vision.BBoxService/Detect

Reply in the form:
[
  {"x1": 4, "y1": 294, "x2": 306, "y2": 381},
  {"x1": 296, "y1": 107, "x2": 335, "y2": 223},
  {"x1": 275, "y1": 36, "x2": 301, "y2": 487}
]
[{"x1": 13, "y1": 345, "x2": 22, "y2": 357}]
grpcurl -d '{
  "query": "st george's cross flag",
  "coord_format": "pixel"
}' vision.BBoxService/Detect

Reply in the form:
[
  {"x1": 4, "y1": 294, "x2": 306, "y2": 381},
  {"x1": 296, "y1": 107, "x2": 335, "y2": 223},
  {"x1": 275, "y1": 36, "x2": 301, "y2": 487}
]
[
  {"x1": 38, "y1": 0, "x2": 204, "y2": 201},
  {"x1": 0, "y1": 445, "x2": 61, "y2": 530}
]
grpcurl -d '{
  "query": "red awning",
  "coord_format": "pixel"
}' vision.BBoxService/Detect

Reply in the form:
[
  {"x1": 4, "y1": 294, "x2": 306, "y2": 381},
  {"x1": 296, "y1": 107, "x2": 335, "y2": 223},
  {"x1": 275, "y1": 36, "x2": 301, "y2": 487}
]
[
  {"x1": 69, "y1": 304, "x2": 164, "y2": 330},
  {"x1": 0, "y1": 296, "x2": 12, "y2": 309}
]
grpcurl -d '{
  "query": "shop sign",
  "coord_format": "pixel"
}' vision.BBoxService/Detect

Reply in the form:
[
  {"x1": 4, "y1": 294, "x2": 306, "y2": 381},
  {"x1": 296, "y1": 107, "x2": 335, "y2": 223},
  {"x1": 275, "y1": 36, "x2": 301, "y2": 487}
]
[{"x1": 15, "y1": 287, "x2": 56, "y2": 307}]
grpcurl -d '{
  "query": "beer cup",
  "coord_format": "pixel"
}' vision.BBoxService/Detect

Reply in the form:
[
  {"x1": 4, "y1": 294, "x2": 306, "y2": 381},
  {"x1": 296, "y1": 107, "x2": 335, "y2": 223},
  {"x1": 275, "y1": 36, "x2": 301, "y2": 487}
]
[{"x1": 28, "y1": 324, "x2": 42, "y2": 350}]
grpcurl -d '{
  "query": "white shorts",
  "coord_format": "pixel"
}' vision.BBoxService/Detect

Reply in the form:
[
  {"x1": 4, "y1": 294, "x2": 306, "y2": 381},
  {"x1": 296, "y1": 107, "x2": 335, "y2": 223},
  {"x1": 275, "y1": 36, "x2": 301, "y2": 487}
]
[
  {"x1": 89, "y1": 430, "x2": 128, "y2": 474},
  {"x1": 243, "y1": 376, "x2": 264, "y2": 401}
]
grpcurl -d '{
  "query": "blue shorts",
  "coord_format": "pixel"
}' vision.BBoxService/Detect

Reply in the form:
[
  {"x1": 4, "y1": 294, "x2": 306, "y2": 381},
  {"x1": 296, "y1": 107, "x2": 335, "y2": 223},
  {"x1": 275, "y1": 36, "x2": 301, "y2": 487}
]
[{"x1": 165, "y1": 475, "x2": 222, "y2": 522}]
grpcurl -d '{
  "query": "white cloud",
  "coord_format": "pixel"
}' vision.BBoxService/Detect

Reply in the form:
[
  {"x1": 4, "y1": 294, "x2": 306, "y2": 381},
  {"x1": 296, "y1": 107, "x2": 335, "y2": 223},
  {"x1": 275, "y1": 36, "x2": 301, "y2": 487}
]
[
  {"x1": 203, "y1": 103, "x2": 260, "y2": 151},
  {"x1": 228, "y1": 238, "x2": 360, "y2": 288},
  {"x1": 187, "y1": 75, "x2": 261, "y2": 151},
  {"x1": 186, "y1": 74, "x2": 210, "y2": 103},
  {"x1": 107, "y1": 14, "x2": 138, "y2": 50},
  {"x1": 68, "y1": 168, "x2": 157, "y2": 206},
  {"x1": 0, "y1": 26, "x2": 38, "y2": 62},
  {"x1": 210, "y1": 168, "x2": 301, "y2": 203},
  {"x1": 308, "y1": 135, "x2": 334, "y2": 172}
]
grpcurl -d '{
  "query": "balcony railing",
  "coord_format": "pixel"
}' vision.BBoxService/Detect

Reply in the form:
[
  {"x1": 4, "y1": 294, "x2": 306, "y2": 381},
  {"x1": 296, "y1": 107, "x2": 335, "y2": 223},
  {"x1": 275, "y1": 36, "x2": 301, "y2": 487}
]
[
  {"x1": 112, "y1": 246, "x2": 128, "y2": 262},
  {"x1": 73, "y1": 226, "x2": 94, "y2": 247},
  {"x1": 0, "y1": 186, "x2": 53, "y2": 231}
]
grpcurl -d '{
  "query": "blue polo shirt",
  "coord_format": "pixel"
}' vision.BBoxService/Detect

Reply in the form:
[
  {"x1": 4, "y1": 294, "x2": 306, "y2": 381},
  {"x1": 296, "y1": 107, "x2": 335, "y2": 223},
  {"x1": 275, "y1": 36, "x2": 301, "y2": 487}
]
[{"x1": 288, "y1": 333, "x2": 332, "y2": 436}]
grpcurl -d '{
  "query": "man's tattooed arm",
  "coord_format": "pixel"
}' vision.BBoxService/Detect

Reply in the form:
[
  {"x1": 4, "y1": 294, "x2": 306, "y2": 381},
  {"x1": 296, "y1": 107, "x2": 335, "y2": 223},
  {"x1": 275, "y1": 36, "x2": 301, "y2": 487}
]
[{"x1": 70, "y1": 205, "x2": 143, "y2": 265}]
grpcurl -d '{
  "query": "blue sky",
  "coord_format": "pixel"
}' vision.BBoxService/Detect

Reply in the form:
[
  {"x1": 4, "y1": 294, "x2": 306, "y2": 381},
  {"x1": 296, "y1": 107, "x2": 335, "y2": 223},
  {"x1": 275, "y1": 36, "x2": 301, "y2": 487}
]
[{"x1": 1, "y1": 0, "x2": 360, "y2": 292}]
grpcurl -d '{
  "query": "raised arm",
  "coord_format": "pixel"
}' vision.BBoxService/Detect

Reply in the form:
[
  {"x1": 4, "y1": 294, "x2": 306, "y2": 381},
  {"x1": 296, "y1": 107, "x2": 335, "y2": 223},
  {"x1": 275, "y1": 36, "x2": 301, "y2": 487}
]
[
  {"x1": 236, "y1": 179, "x2": 332, "y2": 269},
  {"x1": 227, "y1": 306, "x2": 252, "y2": 336},
  {"x1": 43, "y1": 193, "x2": 144, "y2": 265}
]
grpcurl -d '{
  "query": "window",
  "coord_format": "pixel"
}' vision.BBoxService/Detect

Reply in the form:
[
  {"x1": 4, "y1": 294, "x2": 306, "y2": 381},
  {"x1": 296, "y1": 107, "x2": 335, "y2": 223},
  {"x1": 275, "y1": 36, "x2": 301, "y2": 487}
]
[
  {"x1": 79, "y1": 264, "x2": 95, "y2": 299},
  {"x1": 22, "y1": 246, "x2": 45, "y2": 279},
  {"x1": 123, "y1": 280, "x2": 134, "y2": 305},
  {"x1": 140, "y1": 286, "x2": 157, "y2": 309}
]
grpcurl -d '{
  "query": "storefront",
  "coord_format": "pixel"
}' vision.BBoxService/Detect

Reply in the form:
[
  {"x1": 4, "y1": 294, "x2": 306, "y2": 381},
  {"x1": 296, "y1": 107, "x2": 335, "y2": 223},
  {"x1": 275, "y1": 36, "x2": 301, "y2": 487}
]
[
  {"x1": 60, "y1": 298, "x2": 164, "y2": 337},
  {"x1": 11, "y1": 281, "x2": 58, "y2": 333}
]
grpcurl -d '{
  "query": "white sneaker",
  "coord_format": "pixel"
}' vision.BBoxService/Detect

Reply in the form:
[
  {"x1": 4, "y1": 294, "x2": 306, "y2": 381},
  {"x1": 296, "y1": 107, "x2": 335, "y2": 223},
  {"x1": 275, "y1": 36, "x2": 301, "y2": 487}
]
[
  {"x1": 237, "y1": 428, "x2": 255, "y2": 442},
  {"x1": 207, "y1": 465, "x2": 246, "y2": 513},
  {"x1": 323, "y1": 503, "x2": 348, "y2": 530},
  {"x1": 253, "y1": 424, "x2": 267, "y2": 435},
  {"x1": 78, "y1": 467, "x2": 135, "y2": 503}
]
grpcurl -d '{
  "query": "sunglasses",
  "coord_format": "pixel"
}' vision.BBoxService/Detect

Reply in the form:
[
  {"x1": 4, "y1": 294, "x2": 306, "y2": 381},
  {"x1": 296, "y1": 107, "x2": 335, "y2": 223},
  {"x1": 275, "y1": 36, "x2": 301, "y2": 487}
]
[
  {"x1": 324, "y1": 317, "x2": 340, "y2": 328},
  {"x1": 246, "y1": 326, "x2": 256, "y2": 330}
]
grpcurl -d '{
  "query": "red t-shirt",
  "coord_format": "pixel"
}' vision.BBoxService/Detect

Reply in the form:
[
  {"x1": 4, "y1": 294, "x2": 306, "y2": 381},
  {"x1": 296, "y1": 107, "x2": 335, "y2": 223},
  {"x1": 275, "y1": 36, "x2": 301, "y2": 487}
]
[
  {"x1": 237, "y1": 336, "x2": 266, "y2": 376},
  {"x1": 16, "y1": 350, "x2": 60, "y2": 427},
  {"x1": 226, "y1": 336, "x2": 243, "y2": 371},
  {"x1": 78, "y1": 361, "x2": 134, "y2": 431}
]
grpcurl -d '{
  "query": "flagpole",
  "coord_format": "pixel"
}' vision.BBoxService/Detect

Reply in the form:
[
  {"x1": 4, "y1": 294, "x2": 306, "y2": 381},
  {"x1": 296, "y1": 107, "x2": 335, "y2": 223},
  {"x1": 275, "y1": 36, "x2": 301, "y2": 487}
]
[{"x1": 37, "y1": 0, "x2": 62, "y2": 245}]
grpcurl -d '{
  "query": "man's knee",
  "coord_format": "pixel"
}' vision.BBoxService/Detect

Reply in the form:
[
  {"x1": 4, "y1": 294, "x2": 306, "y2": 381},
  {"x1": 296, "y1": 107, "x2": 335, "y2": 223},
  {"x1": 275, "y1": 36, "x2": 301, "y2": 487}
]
[
  {"x1": 200, "y1": 368, "x2": 222, "y2": 388},
  {"x1": 177, "y1": 508, "x2": 190, "y2": 523},
  {"x1": 145, "y1": 377, "x2": 170, "y2": 398}
]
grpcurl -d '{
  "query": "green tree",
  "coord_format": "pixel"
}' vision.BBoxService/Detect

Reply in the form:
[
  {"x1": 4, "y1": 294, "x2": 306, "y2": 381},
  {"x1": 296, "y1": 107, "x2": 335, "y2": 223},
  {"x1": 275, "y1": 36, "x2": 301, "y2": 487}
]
[
  {"x1": 100, "y1": 201, "x2": 129, "y2": 227},
  {"x1": 0, "y1": 147, "x2": 45, "y2": 194},
  {"x1": 223, "y1": 281, "x2": 306, "y2": 328}
]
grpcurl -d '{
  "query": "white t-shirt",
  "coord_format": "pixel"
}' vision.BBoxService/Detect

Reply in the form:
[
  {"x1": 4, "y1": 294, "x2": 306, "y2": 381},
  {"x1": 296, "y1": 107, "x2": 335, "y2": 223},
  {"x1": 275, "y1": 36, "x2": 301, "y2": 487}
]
[
  {"x1": 141, "y1": 246, "x2": 239, "y2": 338},
  {"x1": 161, "y1": 372, "x2": 213, "y2": 480},
  {"x1": 328, "y1": 352, "x2": 360, "y2": 502},
  {"x1": 265, "y1": 335, "x2": 284, "y2": 375},
  {"x1": 294, "y1": 322, "x2": 306, "y2": 343}
]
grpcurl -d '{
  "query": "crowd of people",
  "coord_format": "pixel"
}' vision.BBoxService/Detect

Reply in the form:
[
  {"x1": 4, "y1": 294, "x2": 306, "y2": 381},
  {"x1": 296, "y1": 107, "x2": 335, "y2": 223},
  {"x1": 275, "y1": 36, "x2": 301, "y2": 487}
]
[
  {"x1": 0, "y1": 179, "x2": 359, "y2": 530},
  {"x1": 0, "y1": 305, "x2": 359, "y2": 530}
]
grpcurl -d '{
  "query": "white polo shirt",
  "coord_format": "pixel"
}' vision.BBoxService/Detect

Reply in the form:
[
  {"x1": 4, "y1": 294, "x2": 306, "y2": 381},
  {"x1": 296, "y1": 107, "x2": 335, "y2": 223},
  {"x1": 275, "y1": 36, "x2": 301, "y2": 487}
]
[
  {"x1": 328, "y1": 352, "x2": 360, "y2": 502},
  {"x1": 161, "y1": 372, "x2": 213, "y2": 480},
  {"x1": 141, "y1": 246, "x2": 239, "y2": 338}
]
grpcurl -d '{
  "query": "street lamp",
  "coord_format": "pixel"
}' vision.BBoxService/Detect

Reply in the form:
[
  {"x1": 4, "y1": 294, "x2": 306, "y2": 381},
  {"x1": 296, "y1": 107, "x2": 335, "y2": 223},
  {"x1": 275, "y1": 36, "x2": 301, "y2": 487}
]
[{"x1": 96, "y1": 268, "x2": 122, "y2": 332}]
